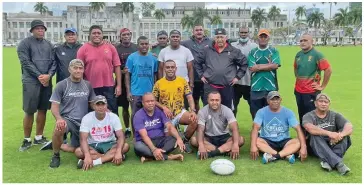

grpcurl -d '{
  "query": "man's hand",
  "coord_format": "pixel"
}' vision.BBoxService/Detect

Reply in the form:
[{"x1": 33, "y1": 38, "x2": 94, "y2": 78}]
[
  {"x1": 115, "y1": 85, "x2": 121, "y2": 97},
  {"x1": 311, "y1": 82, "x2": 324, "y2": 91},
  {"x1": 152, "y1": 148, "x2": 165, "y2": 161},
  {"x1": 328, "y1": 132, "x2": 342, "y2": 142},
  {"x1": 162, "y1": 106, "x2": 173, "y2": 119},
  {"x1": 298, "y1": 146, "x2": 307, "y2": 162},
  {"x1": 230, "y1": 144, "x2": 240, "y2": 160},
  {"x1": 82, "y1": 156, "x2": 93, "y2": 171},
  {"x1": 249, "y1": 65, "x2": 259, "y2": 73},
  {"x1": 198, "y1": 145, "x2": 208, "y2": 160},
  {"x1": 122, "y1": 67, "x2": 128, "y2": 74},
  {"x1": 229, "y1": 78, "x2": 239, "y2": 86},
  {"x1": 127, "y1": 92, "x2": 133, "y2": 102},
  {"x1": 189, "y1": 111, "x2": 197, "y2": 123},
  {"x1": 250, "y1": 145, "x2": 259, "y2": 160},
  {"x1": 189, "y1": 81, "x2": 194, "y2": 89},
  {"x1": 55, "y1": 118, "x2": 66, "y2": 132},
  {"x1": 201, "y1": 76, "x2": 208, "y2": 84},
  {"x1": 112, "y1": 152, "x2": 123, "y2": 165},
  {"x1": 38, "y1": 74, "x2": 51, "y2": 86},
  {"x1": 175, "y1": 138, "x2": 186, "y2": 153}
]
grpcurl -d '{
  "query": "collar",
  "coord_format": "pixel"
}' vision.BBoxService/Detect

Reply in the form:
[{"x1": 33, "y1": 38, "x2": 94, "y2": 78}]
[
  {"x1": 303, "y1": 47, "x2": 314, "y2": 53},
  {"x1": 257, "y1": 45, "x2": 269, "y2": 51}
]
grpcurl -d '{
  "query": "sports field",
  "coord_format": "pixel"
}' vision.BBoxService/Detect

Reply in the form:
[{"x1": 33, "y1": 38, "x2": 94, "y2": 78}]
[{"x1": 2, "y1": 46, "x2": 362, "y2": 183}]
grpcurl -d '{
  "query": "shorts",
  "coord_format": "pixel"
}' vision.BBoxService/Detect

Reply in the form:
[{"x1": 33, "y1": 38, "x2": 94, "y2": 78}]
[
  {"x1": 65, "y1": 118, "x2": 81, "y2": 147},
  {"x1": 164, "y1": 109, "x2": 187, "y2": 133},
  {"x1": 261, "y1": 137, "x2": 292, "y2": 152},
  {"x1": 22, "y1": 83, "x2": 52, "y2": 114},
  {"x1": 89, "y1": 141, "x2": 116, "y2": 154},
  {"x1": 131, "y1": 95, "x2": 143, "y2": 119},
  {"x1": 205, "y1": 133, "x2": 231, "y2": 148},
  {"x1": 116, "y1": 75, "x2": 129, "y2": 109}
]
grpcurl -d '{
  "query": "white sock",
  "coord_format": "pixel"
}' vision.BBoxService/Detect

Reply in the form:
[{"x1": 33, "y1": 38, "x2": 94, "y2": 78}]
[
  {"x1": 93, "y1": 158, "x2": 102, "y2": 166},
  {"x1": 35, "y1": 135, "x2": 43, "y2": 140},
  {"x1": 125, "y1": 128, "x2": 130, "y2": 131},
  {"x1": 24, "y1": 138, "x2": 31, "y2": 142}
]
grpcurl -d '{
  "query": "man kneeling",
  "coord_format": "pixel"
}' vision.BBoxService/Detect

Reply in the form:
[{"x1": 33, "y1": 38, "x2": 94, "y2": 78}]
[
  {"x1": 133, "y1": 93, "x2": 185, "y2": 163},
  {"x1": 191, "y1": 91, "x2": 244, "y2": 160},
  {"x1": 75, "y1": 95, "x2": 129, "y2": 170},
  {"x1": 250, "y1": 91, "x2": 307, "y2": 164}
]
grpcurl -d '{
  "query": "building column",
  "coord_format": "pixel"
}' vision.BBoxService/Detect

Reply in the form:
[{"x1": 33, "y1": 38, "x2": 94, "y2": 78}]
[{"x1": 149, "y1": 22, "x2": 151, "y2": 40}]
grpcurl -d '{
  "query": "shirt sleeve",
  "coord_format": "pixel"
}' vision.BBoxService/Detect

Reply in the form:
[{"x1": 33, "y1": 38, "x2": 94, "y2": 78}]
[
  {"x1": 335, "y1": 112, "x2": 349, "y2": 131},
  {"x1": 133, "y1": 112, "x2": 145, "y2": 132},
  {"x1": 248, "y1": 50, "x2": 255, "y2": 67},
  {"x1": 126, "y1": 54, "x2": 134, "y2": 73},
  {"x1": 293, "y1": 59, "x2": 297, "y2": 69},
  {"x1": 271, "y1": 48, "x2": 281, "y2": 66},
  {"x1": 316, "y1": 51, "x2": 330, "y2": 70},
  {"x1": 111, "y1": 45, "x2": 121, "y2": 67},
  {"x1": 76, "y1": 45, "x2": 85, "y2": 62},
  {"x1": 224, "y1": 107, "x2": 237, "y2": 124},
  {"x1": 48, "y1": 46, "x2": 57, "y2": 76},
  {"x1": 183, "y1": 79, "x2": 192, "y2": 96},
  {"x1": 49, "y1": 82, "x2": 64, "y2": 104},
  {"x1": 186, "y1": 49, "x2": 194, "y2": 62},
  {"x1": 88, "y1": 82, "x2": 96, "y2": 102},
  {"x1": 253, "y1": 109, "x2": 264, "y2": 126},
  {"x1": 197, "y1": 109, "x2": 206, "y2": 126},
  {"x1": 194, "y1": 49, "x2": 206, "y2": 79},
  {"x1": 160, "y1": 110, "x2": 171, "y2": 125},
  {"x1": 152, "y1": 81, "x2": 160, "y2": 100},
  {"x1": 154, "y1": 57, "x2": 159, "y2": 73},
  {"x1": 158, "y1": 49, "x2": 165, "y2": 62},
  {"x1": 80, "y1": 115, "x2": 90, "y2": 133},
  {"x1": 111, "y1": 113, "x2": 122, "y2": 131},
  {"x1": 302, "y1": 112, "x2": 314, "y2": 126},
  {"x1": 17, "y1": 40, "x2": 42, "y2": 78},
  {"x1": 287, "y1": 109, "x2": 299, "y2": 128}
]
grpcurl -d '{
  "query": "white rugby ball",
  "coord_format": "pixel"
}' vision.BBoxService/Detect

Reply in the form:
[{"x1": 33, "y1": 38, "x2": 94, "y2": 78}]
[{"x1": 210, "y1": 159, "x2": 235, "y2": 175}]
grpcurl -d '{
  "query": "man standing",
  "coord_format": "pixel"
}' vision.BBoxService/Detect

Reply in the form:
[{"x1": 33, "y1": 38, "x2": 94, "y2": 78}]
[
  {"x1": 48, "y1": 59, "x2": 96, "y2": 168},
  {"x1": 250, "y1": 91, "x2": 307, "y2": 164},
  {"x1": 190, "y1": 91, "x2": 244, "y2": 160},
  {"x1": 248, "y1": 29, "x2": 281, "y2": 118},
  {"x1": 77, "y1": 25, "x2": 122, "y2": 115},
  {"x1": 17, "y1": 19, "x2": 56, "y2": 151},
  {"x1": 150, "y1": 30, "x2": 169, "y2": 58},
  {"x1": 133, "y1": 93, "x2": 185, "y2": 163},
  {"x1": 75, "y1": 95, "x2": 130, "y2": 171},
  {"x1": 181, "y1": 24, "x2": 212, "y2": 111},
  {"x1": 195, "y1": 28, "x2": 248, "y2": 110},
  {"x1": 125, "y1": 36, "x2": 158, "y2": 130},
  {"x1": 294, "y1": 33, "x2": 332, "y2": 126},
  {"x1": 231, "y1": 27, "x2": 258, "y2": 118},
  {"x1": 302, "y1": 93, "x2": 352, "y2": 175},
  {"x1": 114, "y1": 28, "x2": 138, "y2": 138}
]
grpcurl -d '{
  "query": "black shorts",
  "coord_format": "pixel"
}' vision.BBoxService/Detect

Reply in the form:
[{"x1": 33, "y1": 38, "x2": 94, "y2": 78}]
[
  {"x1": 261, "y1": 137, "x2": 292, "y2": 152},
  {"x1": 65, "y1": 118, "x2": 81, "y2": 148},
  {"x1": 116, "y1": 75, "x2": 129, "y2": 109},
  {"x1": 205, "y1": 133, "x2": 231, "y2": 148},
  {"x1": 22, "y1": 83, "x2": 52, "y2": 114}
]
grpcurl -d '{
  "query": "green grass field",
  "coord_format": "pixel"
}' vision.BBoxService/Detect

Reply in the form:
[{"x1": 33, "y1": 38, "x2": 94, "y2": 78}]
[{"x1": 2, "y1": 46, "x2": 362, "y2": 183}]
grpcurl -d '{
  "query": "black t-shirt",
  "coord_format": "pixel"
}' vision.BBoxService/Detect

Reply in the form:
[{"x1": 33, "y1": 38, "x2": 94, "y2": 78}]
[
  {"x1": 115, "y1": 42, "x2": 137, "y2": 69},
  {"x1": 302, "y1": 110, "x2": 348, "y2": 132}
]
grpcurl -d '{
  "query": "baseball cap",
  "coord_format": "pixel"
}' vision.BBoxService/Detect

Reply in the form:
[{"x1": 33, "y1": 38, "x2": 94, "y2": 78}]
[
  {"x1": 258, "y1": 29, "x2": 270, "y2": 37},
  {"x1": 120, "y1": 28, "x2": 131, "y2": 34},
  {"x1": 94, "y1": 95, "x2": 107, "y2": 104},
  {"x1": 65, "y1": 27, "x2": 77, "y2": 33},
  {"x1": 316, "y1": 93, "x2": 331, "y2": 102},
  {"x1": 267, "y1": 91, "x2": 281, "y2": 100},
  {"x1": 157, "y1": 30, "x2": 168, "y2": 37},
  {"x1": 169, "y1": 29, "x2": 181, "y2": 36},
  {"x1": 69, "y1": 59, "x2": 84, "y2": 67},
  {"x1": 29, "y1": 20, "x2": 47, "y2": 32},
  {"x1": 214, "y1": 28, "x2": 227, "y2": 35}
]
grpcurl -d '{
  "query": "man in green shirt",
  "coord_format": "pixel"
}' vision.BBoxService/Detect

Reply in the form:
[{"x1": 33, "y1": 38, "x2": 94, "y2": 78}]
[
  {"x1": 248, "y1": 29, "x2": 281, "y2": 118},
  {"x1": 150, "y1": 30, "x2": 169, "y2": 58}
]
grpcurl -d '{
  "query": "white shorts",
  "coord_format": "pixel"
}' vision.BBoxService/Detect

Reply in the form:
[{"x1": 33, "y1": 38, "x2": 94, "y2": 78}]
[{"x1": 164, "y1": 109, "x2": 187, "y2": 133}]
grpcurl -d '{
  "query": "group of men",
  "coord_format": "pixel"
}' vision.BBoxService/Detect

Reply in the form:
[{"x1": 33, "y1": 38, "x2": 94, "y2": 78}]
[{"x1": 16, "y1": 19, "x2": 353, "y2": 175}]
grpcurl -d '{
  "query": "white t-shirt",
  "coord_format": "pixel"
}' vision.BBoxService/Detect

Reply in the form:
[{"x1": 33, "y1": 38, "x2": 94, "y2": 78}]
[
  {"x1": 158, "y1": 45, "x2": 194, "y2": 82},
  {"x1": 80, "y1": 111, "x2": 122, "y2": 144}
]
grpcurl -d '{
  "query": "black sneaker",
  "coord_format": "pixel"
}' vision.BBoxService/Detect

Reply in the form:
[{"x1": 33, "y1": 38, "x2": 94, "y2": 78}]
[
  {"x1": 40, "y1": 141, "x2": 53, "y2": 151},
  {"x1": 124, "y1": 130, "x2": 131, "y2": 138},
  {"x1": 49, "y1": 154, "x2": 60, "y2": 168},
  {"x1": 33, "y1": 136, "x2": 48, "y2": 145},
  {"x1": 19, "y1": 139, "x2": 32, "y2": 152},
  {"x1": 77, "y1": 159, "x2": 84, "y2": 169}
]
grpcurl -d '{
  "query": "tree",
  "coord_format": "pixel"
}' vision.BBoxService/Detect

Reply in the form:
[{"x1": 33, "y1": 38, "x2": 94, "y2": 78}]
[
  {"x1": 319, "y1": 19, "x2": 335, "y2": 45},
  {"x1": 345, "y1": 27, "x2": 355, "y2": 45},
  {"x1": 141, "y1": 2, "x2": 155, "y2": 17},
  {"x1": 89, "y1": 2, "x2": 105, "y2": 24},
  {"x1": 333, "y1": 7, "x2": 350, "y2": 27},
  {"x1": 322, "y1": 2, "x2": 337, "y2": 20},
  {"x1": 153, "y1": 9, "x2": 165, "y2": 22},
  {"x1": 268, "y1": 6, "x2": 281, "y2": 43},
  {"x1": 120, "y1": 2, "x2": 135, "y2": 29},
  {"x1": 181, "y1": 15, "x2": 195, "y2": 31},
  {"x1": 349, "y1": 6, "x2": 362, "y2": 25},
  {"x1": 295, "y1": 6, "x2": 306, "y2": 21},
  {"x1": 251, "y1": 8, "x2": 267, "y2": 33},
  {"x1": 209, "y1": 15, "x2": 222, "y2": 36},
  {"x1": 34, "y1": 2, "x2": 49, "y2": 15},
  {"x1": 192, "y1": 7, "x2": 211, "y2": 26},
  {"x1": 307, "y1": 11, "x2": 324, "y2": 39}
]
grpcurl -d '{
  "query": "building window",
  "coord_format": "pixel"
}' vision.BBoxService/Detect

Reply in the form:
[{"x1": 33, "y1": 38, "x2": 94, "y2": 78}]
[
  {"x1": 47, "y1": 32, "x2": 51, "y2": 40},
  {"x1": 140, "y1": 23, "x2": 143, "y2": 28},
  {"x1": 20, "y1": 32, "x2": 25, "y2": 39},
  {"x1": 26, "y1": 22, "x2": 31, "y2": 28},
  {"x1": 54, "y1": 32, "x2": 58, "y2": 40},
  {"x1": 53, "y1": 22, "x2": 58, "y2": 28},
  {"x1": 151, "y1": 31, "x2": 155, "y2": 38},
  {"x1": 107, "y1": 25, "x2": 110, "y2": 28},
  {"x1": 151, "y1": 23, "x2": 155, "y2": 29},
  {"x1": 145, "y1": 31, "x2": 149, "y2": 36},
  {"x1": 47, "y1": 22, "x2": 51, "y2": 28},
  {"x1": 231, "y1": 32, "x2": 235, "y2": 37},
  {"x1": 13, "y1": 22, "x2": 17, "y2": 28},
  {"x1": 248, "y1": 22, "x2": 252, "y2": 27},
  {"x1": 139, "y1": 32, "x2": 143, "y2": 37},
  {"x1": 8, "y1": 32, "x2": 11, "y2": 39},
  {"x1": 8, "y1": 22, "x2": 11, "y2": 28},
  {"x1": 281, "y1": 22, "x2": 283, "y2": 27},
  {"x1": 66, "y1": 24, "x2": 68, "y2": 28},
  {"x1": 176, "y1": 23, "x2": 180, "y2": 29},
  {"x1": 19, "y1": 22, "x2": 25, "y2": 28},
  {"x1": 157, "y1": 23, "x2": 161, "y2": 29},
  {"x1": 60, "y1": 22, "x2": 62, "y2": 28},
  {"x1": 145, "y1": 23, "x2": 149, "y2": 27},
  {"x1": 230, "y1": 23, "x2": 234, "y2": 28},
  {"x1": 27, "y1": 32, "x2": 31, "y2": 37},
  {"x1": 236, "y1": 23, "x2": 240, "y2": 28},
  {"x1": 13, "y1": 32, "x2": 18, "y2": 39}
]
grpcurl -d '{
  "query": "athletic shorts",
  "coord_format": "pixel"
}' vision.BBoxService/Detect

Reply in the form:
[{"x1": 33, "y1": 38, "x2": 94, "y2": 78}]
[
  {"x1": 22, "y1": 83, "x2": 52, "y2": 114},
  {"x1": 164, "y1": 109, "x2": 187, "y2": 133},
  {"x1": 116, "y1": 75, "x2": 129, "y2": 109},
  {"x1": 89, "y1": 141, "x2": 116, "y2": 154},
  {"x1": 261, "y1": 137, "x2": 292, "y2": 152},
  {"x1": 65, "y1": 118, "x2": 81, "y2": 147},
  {"x1": 205, "y1": 133, "x2": 231, "y2": 148}
]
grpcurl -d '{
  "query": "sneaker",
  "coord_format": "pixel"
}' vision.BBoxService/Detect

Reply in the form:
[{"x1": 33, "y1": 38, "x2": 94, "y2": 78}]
[
  {"x1": 262, "y1": 153, "x2": 277, "y2": 164},
  {"x1": 77, "y1": 159, "x2": 84, "y2": 169},
  {"x1": 320, "y1": 161, "x2": 332, "y2": 172},
  {"x1": 49, "y1": 154, "x2": 60, "y2": 168},
  {"x1": 33, "y1": 136, "x2": 48, "y2": 145},
  {"x1": 184, "y1": 141, "x2": 192, "y2": 153},
  {"x1": 40, "y1": 141, "x2": 53, "y2": 151},
  {"x1": 336, "y1": 162, "x2": 350, "y2": 175},
  {"x1": 19, "y1": 139, "x2": 32, "y2": 152},
  {"x1": 124, "y1": 130, "x2": 131, "y2": 139},
  {"x1": 287, "y1": 154, "x2": 295, "y2": 164}
]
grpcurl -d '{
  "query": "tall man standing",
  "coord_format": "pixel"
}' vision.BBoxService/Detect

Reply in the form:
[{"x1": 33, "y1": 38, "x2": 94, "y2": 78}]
[
  {"x1": 231, "y1": 27, "x2": 258, "y2": 118},
  {"x1": 77, "y1": 25, "x2": 122, "y2": 115},
  {"x1": 17, "y1": 19, "x2": 56, "y2": 151},
  {"x1": 151, "y1": 30, "x2": 169, "y2": 58}
]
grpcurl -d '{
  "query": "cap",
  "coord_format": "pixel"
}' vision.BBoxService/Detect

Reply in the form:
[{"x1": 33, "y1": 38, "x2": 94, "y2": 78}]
[
  {"x1": 69, "y1": 59, "x2": 84, "y2": 67},
  {"x1": 94, "y1": 95, "x2": 107, "y2": 104},
  {"x1": 169, "y1": 29, "x2": 181, "y2": 36},
  {"x1": 258, "y1": 29, "x2": 270, "y2": 37},
  {"x1": 267, "y1": 91, "x2": 281, "y2": 100},
  {"x1": 29, "y1": 20, "x2": 47, "y2": 32},
  {"x1": 120, "y1": 28, "x2": 131, "y2": 35},
  {"x1": 65, "y1": 27, "x2": 77, "y2": 33},
  {"x1": 214, "y1": 28, "x2": 227, "y2": 35},
  {"x1": 157, "y1": 30, "x2": 168, "y2": 37},
  {"x1": 316, "y1": 93, "x2": 331, "y2": 102}
]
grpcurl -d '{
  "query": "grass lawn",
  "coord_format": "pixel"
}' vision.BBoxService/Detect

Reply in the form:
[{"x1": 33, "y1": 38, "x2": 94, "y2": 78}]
[{"x1": 2, "y1": 46, "x2": 362, "y2": 183}]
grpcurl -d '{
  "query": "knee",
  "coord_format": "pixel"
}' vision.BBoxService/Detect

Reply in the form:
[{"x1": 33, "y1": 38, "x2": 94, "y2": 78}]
[
  {"x1": 74, "y1": 147, "x2": 84, "y2": 158},
  {"x1": 239, "y1": 136, "x2": 245, "y2": 147},
  {"x1": 53, "y1": 128, "x2": 65, "y2": 137},
  {"x1": 123, "y1": 143, "x2": 130, "y2": 153},
  {"x1": 292, "y1": 138, "x2": 301, "y2": 147},
  {"x1": 256, "y1": 138, "x2": 265, "y2": 149},
  {"x1": 190, "y1": 136, "x2": 198, "y2": 147}
]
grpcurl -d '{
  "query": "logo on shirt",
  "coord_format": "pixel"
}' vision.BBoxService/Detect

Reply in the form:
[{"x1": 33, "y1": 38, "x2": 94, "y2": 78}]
[
  {"x1": 145, "y1": 119, "x2": 161, "y2": 128},
  {"x1": 263, "y1": 117, "x2": 288, "y2": 138},
  {"x1": 61, "y1": 52, "x2": 65, "y2": 55},
  {"x1": 104, "y1": 49, "x2": 109, "y2": 54},
  {"x1": 308, "y1": 56, "x2": 313, "y2": 62}
]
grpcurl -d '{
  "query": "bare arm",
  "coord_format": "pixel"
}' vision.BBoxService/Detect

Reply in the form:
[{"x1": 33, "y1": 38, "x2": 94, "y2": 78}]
[
  {"x1": 293, "y1": 125, "x2": 307, "y2": 148},
  {"x1": 197, "y1": 124, "x2": 205, "y2": 147},
  {"x1": 250, "y1": 123, "x2": 260, "y2": 150},
  {"x1": 187, "y1": 61, "x2": 194, "y2": 84},
  {"x1": 115, "y1": 66, "x2": 122, "y2": 88},
  {"x1": 158, "y1": 61, "x2": 164, "y2": 79},
  {"x1": 229, "y1": 122, "x2": 240, "y2": 146},
  {"x1": 80, "y1": 132, "x2": 91, "y2": 158},
  {"x1": 167, "y1": 122, "x2": 182, "y2": 141},
  {"x1": 114, "y1": 130, "x2": 126, "y2": 154},
  {"x1": 303, "y1": 123, "x2": 334, "y2": 136},
  {"x1": 340, "y1": 123, "x2": 353, "y2": 137},
  {"x1": 186, "y1": 94, "x2": 195, "y2": 111},
  {"x1": 50, "y1": 102, "x2": 62, "y2": 120},
  {"x1": 125, "y1": 71, "x2": 131, "y2": 95},
  {"x1": 256, "y1": 63, "x2": 279, "y2": 71},
  {"x1": 320, "y1": 66, "x2": 332, "y2": 90}
]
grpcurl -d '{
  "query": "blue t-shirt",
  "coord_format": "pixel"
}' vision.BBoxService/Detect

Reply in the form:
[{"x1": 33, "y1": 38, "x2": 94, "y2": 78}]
[
  {"x1": 254, "y1": 106, "x2": 298, "y2": 142},
  {"x1": 133, "y1": 107, "x2": 170, "y2": 142},
  {"x1": 126, "y1": 52, "x2": 158, "y2": 96}
]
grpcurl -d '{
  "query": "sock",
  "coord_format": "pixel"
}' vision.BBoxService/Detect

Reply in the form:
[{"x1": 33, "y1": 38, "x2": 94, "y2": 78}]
[
  {"x1": 24, "y1": 138, "x2": 31, "y2": 142},
  {"x1": 208, "y1": 149, "x2": 221, "y2": 158},
  {"x1": 92, "y1": 158, "x2": 102, "y2": 166},
  {"x1": 54, "y1": 152, "x2": 60, "y2": 157},
  {"x1": 125, "y1": 128, "x2": 130, "y2": 131},
  {"x1": 35, "y1": 135, "x2": 43, "y2": 140},
  {"x1": 273, "y1": 153, "x2": 281, "y2": 160}
]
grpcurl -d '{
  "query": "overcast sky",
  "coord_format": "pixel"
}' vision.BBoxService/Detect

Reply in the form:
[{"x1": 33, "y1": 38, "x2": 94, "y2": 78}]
[{"x1": 2, "y1": 2, "x2": 351, "y2": 21}]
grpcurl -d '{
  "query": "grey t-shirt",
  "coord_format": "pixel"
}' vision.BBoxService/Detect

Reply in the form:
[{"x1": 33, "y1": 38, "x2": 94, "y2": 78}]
[
  {"x1": 302, "y1": 110, "x2": 348, "y2": 132},
  {"x1": 198, "y1": 105, "x2": 237, "y2": 136},
  {"x1": 50, "y1": 78, "x2": 96, "y2": 124}
]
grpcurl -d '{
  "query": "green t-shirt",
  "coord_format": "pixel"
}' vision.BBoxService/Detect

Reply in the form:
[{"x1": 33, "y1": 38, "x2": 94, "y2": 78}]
[
  {"x1": 150, "y1": 45, "x2": 167, "y2": 58},
  {"x1": 248, "y1": 46, "x2": 281, "y2": 91}
]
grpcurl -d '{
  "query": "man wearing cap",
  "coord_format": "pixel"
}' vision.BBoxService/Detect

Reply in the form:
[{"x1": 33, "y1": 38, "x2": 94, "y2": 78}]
[
  {"x1": 75, "y1": 95, "x2": 130, "y2": 171},
  {"x1": 302, "y1": 93, "x2": 352, "y2": 175},
  {"x1": 77, "y1": 25, "x2": 122, "y2": 115},
  {"x1": 114, "y1": 28, "x2": 137, "y2": 138},
  {"x1": 151, "y1": 30, "x2": 169, "y2": 58},
  {"x1": 231, "y1": 27, "x2": 258, "y2": 118},
  {"x1": 47, "y1": 59, "x2": 96, "y2": 168},
  {"x1": 195, "y1": 28, "x2": 247, "y2": 110},
  {"x1": 17, "y1": 19, "x2": 57, "y2": 151},
  {"x1": 294, "y1": 33, "x2": 332, "y2": 128},
  {"x1": 181, "y1": 24, "x2": 212, "y2": 112},
  {"x1": 248, "y1": 29, "x2": 281, "y2": 118},
  {"x1": 250, "y1": 91, "x2": 307, "y2": 164}
]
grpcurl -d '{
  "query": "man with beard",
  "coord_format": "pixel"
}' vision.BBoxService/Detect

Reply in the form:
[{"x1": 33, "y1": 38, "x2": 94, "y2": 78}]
[{"x1": 151, "y1": 30, "x2": 169, "y2": 58}]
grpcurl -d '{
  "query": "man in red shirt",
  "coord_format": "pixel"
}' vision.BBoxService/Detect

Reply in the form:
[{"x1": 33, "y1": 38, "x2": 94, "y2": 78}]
[{"x1": 77, "y1": 25, "x2": 121, "y2": 114}]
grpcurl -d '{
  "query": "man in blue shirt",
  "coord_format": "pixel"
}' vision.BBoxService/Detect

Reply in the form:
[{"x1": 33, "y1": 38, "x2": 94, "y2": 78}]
[
  {"x1": 125, "y1": 36, "x2": 158, "y2": 133},
  {"x1": 250, "y1": 91, "x2": 307, "y2": 164}
]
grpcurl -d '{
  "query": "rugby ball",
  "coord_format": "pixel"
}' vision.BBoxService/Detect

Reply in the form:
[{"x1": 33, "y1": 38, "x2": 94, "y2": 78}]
[{"x1": 210, "y1": 159, "x2": 235, "y2": 175}]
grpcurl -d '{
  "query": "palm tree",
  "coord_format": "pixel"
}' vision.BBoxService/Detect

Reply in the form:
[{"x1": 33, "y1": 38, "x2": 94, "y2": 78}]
[
  {"x1": 268, "y1": 6, "x2": 281, "y2": 42},
  {"x1": 153, "y1": 9, "x2": 165, "y2": 22},
  {"x1": 349, "y1": 7, "x2": 362, "y2": 25},
  {"x1": 33, "y1": 2, "x2": 49, "y2": 15},
  {"x1": 141, "y1": 2, "x2": 155, "y2": 17},
  {"x1": 120, "y1": 2, "x2": 135, "y2": 29},
  {"x1": 322, "y1": 2, "x2": 337, "y2": 20},
  {"x1": 345, "y1": 27, "x2": 355, "y2": 45},
  {"x1": 209, "y1": 15, "x2": 222, "y2": 36},
  {"x1": 333, "y1": 7, "x2": 350, "y2": 44},
  {"x1": 295, "y1": 6, "x2": 306, "y2": 21},
  {"x1": 319, "y1": 19, "x2": 335, "y2": 45},
  {"x1": 307, "y1": 11, "x2": 324, "y2": 39},
  {"x1": 89, "y1": 2, "x2": 105, "y2": 24},
  {"x1": 251, "y1": 8, "x2": 267, "y2": 34},
  {"x1": 192, "y1": 7, "x2": 211, "y2": 26},
  {"x1": 181, "y1": 15, "x2": 195, "y2": 31}
]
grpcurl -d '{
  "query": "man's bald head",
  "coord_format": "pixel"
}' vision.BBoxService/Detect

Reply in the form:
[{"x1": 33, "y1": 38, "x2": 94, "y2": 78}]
[
  {"x1": 142, "y1": 92, "x2": 155, "y2": 101},
  {"x1": 299, "y1": 33, "x2": 313, "y2": 51}
]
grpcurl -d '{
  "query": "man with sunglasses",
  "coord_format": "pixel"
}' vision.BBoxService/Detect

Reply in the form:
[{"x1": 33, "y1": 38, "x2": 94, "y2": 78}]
[
  {"x1": 151, "y1": 30, "x2": 169, "y2": 58},
  {"x1": 294, "y1": 34, "x2": 332, "y2": 129},
  {"x1": 248, "y1": 29, "x2": 281, "y2": 118},
  {"x1": 231, "y1": 27, "x2": 258, "y2": 118}
]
